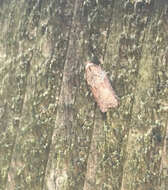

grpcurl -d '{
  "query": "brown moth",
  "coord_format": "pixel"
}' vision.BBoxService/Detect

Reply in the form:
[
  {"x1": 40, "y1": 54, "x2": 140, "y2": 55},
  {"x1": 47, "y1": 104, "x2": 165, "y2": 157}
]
[{"x1": 85, "y1": 62, "x2": 118, "y2": 112}]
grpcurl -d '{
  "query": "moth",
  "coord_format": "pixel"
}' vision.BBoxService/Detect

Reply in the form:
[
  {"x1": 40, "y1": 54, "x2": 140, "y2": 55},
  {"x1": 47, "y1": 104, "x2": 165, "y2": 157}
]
[{"x1": 85, "y1": 62, "x2": 118, "y2": 112}]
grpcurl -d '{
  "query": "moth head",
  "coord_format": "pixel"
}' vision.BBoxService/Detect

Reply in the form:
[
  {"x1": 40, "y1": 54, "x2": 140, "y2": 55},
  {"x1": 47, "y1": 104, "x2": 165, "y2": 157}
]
[{"x1": 85, "y1": 62, "x2": 94, "y2": 70}]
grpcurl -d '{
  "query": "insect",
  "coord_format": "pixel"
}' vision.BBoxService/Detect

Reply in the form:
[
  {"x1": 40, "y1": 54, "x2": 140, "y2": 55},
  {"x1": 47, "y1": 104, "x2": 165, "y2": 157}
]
[{"x1": 85, "y1": 62, "x2": 119, "y2": 112}]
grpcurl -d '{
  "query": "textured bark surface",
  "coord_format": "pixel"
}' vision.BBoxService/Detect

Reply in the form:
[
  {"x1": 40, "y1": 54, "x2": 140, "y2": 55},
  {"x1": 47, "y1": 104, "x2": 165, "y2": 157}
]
[{"x1": 0, "y1": 0, "x2": 168, "y2": 190}]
